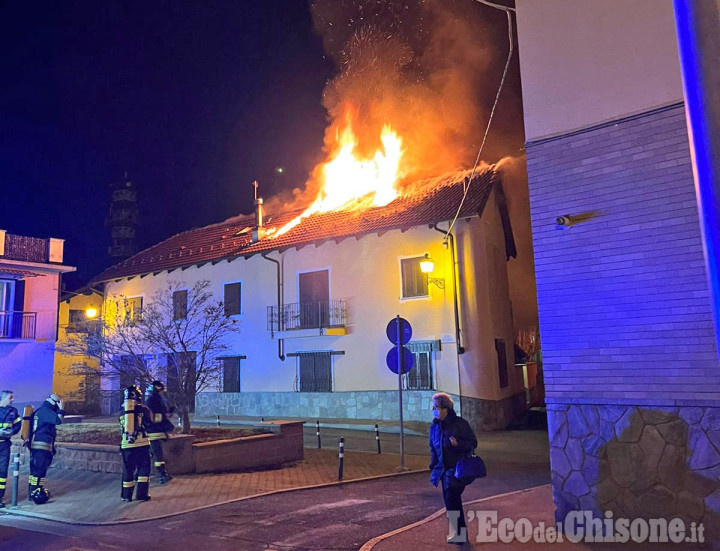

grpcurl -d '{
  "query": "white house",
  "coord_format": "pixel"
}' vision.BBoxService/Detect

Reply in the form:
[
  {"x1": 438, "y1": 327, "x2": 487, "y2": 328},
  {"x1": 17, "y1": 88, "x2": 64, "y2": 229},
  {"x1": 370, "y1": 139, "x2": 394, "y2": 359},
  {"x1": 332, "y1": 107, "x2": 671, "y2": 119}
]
[
  {"x1": 92, "y1": 167, "x2": 525, "y2": 430},
  {"x1": 0, "y1": 230, "x2": 76, "y2": 406}
]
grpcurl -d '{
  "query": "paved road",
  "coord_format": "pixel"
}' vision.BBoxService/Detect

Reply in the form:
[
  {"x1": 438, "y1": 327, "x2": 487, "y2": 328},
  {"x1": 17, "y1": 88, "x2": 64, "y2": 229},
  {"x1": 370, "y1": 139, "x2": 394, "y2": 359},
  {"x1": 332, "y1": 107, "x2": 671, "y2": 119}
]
[{"x1": 0, "y1": 458, "x2": 549, "y2": 551}]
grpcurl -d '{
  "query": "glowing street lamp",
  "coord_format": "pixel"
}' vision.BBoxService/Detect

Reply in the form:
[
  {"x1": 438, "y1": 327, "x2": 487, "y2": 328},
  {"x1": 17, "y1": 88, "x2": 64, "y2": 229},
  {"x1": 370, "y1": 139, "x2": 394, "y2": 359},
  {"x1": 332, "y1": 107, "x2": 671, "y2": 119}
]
[
  {"x1": 420, "y1": 253, "x2": 434, "y2": 274},
  {"x1": 420, "y1": 254, "x2": 445, "y2": 289},
  {"x1": 85, "y1": 307, "x2": 99, "y2": 319}
]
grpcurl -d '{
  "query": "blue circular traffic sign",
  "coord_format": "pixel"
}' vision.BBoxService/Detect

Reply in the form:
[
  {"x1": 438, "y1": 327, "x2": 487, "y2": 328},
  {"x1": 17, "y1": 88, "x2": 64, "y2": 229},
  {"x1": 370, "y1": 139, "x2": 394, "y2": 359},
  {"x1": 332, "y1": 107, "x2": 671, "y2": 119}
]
[
  {"x1": 386, "y1": 346, "x2": 414, "y2": 374},
  {"x1": 386, "y1": 317, "x2": 412, "y2": 345}
]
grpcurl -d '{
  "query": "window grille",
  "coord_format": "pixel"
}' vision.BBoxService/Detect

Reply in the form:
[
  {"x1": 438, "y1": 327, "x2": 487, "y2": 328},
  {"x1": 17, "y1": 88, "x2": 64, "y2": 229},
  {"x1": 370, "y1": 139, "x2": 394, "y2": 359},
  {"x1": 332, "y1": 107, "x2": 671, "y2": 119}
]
[{"x1": 404, "y1": 341, "x2": 435, "y2": 390}]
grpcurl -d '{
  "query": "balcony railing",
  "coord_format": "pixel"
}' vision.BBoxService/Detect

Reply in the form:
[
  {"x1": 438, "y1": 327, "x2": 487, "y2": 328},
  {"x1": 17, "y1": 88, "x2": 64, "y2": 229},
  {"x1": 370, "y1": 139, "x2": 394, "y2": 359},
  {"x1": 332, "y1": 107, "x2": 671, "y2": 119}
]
[
  {"x1": 267, "y1": 300, "x2": 347, "y2": 332},
  {"x1": 0, "y1": 311, "x2": 37, "y2": 339}
]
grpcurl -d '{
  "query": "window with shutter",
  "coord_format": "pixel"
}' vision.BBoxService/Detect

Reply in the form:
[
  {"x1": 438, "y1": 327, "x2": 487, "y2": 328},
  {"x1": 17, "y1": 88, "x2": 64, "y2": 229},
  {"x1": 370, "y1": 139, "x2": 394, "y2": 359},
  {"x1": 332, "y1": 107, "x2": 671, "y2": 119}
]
[
  {"x1": 166, "y1": 351, "x2": 197, "y2": 412},
  {"x1": 495, "y1": 339, "x2": 509, "y2": 388},
  {"x1": 222, "y1": 357, "x2": 242, "y2": 393},
  {"x1": 223, "y1": 282, "x2": 242, "y2": 316},
  {"x1": 400, "y1": 257, "x2": 428, "y2": 298},
  {"x1": 173, "y1": 290, "x2": 188, "y2": 321},
  {"x1": 297, "y1": 351, "x2": 332, "y2": 392}
]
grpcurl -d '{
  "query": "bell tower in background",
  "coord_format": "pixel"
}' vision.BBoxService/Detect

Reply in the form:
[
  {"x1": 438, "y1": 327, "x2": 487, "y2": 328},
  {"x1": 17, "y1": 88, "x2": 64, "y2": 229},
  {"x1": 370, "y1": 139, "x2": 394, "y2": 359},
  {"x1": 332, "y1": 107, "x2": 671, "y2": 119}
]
[{"x1": 106, "y1": 174, "x2": 139, "y2": 262}]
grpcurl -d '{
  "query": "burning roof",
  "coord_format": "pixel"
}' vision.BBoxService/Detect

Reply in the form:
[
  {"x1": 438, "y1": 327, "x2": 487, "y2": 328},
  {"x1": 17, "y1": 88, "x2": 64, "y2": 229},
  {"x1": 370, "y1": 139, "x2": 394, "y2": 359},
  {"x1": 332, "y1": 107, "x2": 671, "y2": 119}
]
[{"x1": 92, "y1": 166, "x2": 508, "y2": 283}]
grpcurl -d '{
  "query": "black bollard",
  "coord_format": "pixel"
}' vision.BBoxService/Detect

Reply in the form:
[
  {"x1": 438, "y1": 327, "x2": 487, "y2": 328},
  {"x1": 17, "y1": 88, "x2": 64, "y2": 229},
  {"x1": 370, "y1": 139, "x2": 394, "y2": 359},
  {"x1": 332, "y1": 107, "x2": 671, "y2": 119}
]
[
  {"x1": 375, "y1": 424, "x2": 382, "y2": 454},
  {"x1": 10, "y1": 452, "x2": 20, "y2": 507},
  {"x1": 261, "y1": 417, "x2": 264, "y2": 422},
  {"x1": 316, "y1": 420, "x2": 321, "y2": 449},
  {"x1": 216, "y1": 415, "x2": 220, "y2": 427},
  {"x1": 338, "y1": 437, "x2": 345, "y2": 481}
]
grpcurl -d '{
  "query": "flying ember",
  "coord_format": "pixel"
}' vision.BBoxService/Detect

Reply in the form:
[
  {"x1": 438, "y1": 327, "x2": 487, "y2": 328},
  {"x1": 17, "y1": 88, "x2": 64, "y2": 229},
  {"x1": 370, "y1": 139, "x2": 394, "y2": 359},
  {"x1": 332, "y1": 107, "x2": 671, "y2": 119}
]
[{"x1": 272, "y1": 111, "x2": 405, "y2": 238}]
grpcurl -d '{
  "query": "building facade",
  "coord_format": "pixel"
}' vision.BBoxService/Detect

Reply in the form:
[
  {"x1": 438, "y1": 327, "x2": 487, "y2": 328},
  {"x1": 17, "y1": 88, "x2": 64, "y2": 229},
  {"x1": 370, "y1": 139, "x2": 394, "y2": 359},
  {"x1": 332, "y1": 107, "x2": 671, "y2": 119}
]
[
  {"x1": 516, "y1": 0, "x2": 720, "y2": 543},
  {"x1": 0, "y1": 230, "x2": 75, "y2": 406},
  {"x1": 93, "y1": 169, "x2": 526, "y2": 431},
  {"x1": 53, "y1": 287, "x2": 103, "y2": 413}
]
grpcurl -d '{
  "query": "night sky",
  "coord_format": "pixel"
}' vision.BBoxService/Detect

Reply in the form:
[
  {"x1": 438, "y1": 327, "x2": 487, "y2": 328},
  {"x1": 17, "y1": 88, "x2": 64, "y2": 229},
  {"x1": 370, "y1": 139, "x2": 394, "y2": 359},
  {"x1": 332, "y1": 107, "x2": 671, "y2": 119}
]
[{"x1": 0, "y1": 0, "x2": 523, "y2": 292}]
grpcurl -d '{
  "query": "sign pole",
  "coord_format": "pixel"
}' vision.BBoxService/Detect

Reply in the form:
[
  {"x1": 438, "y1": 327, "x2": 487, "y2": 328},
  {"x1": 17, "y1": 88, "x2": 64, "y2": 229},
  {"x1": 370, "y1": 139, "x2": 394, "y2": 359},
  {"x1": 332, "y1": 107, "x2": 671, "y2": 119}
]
[{"x1": 396, "y1": 315, "x2": 406, "y2": 471}]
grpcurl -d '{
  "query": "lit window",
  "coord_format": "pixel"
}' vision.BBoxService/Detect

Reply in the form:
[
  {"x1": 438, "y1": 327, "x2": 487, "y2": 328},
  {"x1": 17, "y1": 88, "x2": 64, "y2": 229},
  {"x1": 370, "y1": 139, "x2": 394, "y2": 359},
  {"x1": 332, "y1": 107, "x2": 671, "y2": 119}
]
[
  {"x1": 125, "y1": 297, "x2": 143, "y2": 325},
  {"x1": 401, "y1": 257, "x2": 429, "y2": 298}
]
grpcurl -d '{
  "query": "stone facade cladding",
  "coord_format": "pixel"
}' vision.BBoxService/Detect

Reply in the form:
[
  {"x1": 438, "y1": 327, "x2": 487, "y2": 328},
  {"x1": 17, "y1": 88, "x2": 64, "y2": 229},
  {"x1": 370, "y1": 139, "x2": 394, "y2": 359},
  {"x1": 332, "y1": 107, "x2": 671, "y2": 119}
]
[
  {"x1": 196, "y1": 390, "x2": 520, "y2": 431},
  {"x1": 548, "y1": 403, "x2": 720, "y2": 545},
  {"x1": 196, "y1": 390, "x2": 448, "y2": 423},
  {"x1": 527, "y1": 103, "x2": 720, "y2": 404}
]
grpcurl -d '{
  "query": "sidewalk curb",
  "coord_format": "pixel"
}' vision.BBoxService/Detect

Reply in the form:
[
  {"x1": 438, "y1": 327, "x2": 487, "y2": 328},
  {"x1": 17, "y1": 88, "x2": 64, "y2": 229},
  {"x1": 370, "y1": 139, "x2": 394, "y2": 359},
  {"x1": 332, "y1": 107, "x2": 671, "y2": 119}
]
[
  {"x1": 358, "y1": 484, "x2": 551, "y2": 551},
  {"x1": 0, "y1": 468, "x2": 430, "y2": 526}
]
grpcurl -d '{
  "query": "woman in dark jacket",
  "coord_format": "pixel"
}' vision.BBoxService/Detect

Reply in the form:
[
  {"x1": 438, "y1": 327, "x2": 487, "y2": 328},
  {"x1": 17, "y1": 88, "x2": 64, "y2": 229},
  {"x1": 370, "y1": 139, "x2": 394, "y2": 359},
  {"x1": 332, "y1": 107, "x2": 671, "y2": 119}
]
[{"x1": 429, "y1": 392, "x2": 477, "y2": 544}]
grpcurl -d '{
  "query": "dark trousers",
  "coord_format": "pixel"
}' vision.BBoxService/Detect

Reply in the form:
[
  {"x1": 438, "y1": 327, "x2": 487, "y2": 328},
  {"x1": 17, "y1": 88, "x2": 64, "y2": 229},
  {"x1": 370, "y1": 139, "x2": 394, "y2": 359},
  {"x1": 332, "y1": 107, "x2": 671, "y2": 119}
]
[
  {"x1": 121, "y1": 447, "x2": 151, "y2": 500},
  {"x1": 29, "y1": 449, "x2": 53, "y2": 494},
  {"x1": 149, "y1": 439, "x2": 167, "y2": 473},
  {"x1": 442, "y1": 474, "x2": 467, "y2": 533},
  {"x1": 0, "y1": 440, "x2": 10, "y2": 500}
]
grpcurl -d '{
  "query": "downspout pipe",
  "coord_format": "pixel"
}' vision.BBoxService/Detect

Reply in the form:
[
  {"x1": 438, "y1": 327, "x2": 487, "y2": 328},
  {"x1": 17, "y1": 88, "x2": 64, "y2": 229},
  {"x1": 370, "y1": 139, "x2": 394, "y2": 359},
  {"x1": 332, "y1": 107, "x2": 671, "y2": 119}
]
[
  {"x1": 261, "y1": 253, "x2": 285, "y2": 361},
  {"x1": 432, "y1": 224, "x2": 465, "y2": 355}
]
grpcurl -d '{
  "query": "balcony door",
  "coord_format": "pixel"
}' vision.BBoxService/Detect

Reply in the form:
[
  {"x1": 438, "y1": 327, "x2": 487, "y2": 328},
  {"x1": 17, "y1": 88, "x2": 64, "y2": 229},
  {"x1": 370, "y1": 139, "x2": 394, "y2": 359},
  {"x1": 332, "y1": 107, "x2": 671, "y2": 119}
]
[
  {"x1": 0, "y1": 280, "x2": 17, "y2": 337},
  {"x1": 299, "y1": 269, "x2": 329, "y2": 328}
]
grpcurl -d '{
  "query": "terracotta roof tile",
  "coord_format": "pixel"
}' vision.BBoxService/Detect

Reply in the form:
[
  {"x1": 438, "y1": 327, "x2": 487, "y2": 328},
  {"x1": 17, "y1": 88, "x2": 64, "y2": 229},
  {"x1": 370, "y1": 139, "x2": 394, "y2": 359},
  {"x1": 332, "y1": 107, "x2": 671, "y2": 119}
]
[{"x1": 93, "y1": 167, "x2": 498, "y2": 282}]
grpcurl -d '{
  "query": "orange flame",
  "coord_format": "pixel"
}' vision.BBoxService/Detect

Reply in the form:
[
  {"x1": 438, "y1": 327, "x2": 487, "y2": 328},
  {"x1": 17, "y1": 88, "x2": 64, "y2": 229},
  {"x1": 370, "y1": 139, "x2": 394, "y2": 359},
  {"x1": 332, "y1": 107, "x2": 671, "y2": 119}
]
[{"x1": 271, "y1": 110, "x2": 404, "y2": 238}]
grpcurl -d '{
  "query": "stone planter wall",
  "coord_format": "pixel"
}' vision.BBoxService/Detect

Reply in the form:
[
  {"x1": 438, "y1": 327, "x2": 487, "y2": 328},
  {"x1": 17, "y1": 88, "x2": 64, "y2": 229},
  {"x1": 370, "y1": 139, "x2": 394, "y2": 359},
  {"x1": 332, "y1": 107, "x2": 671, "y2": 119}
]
[
  {"x1": 8, "y1": 421, "x2": 303, "y2": 475},
  {"x1": 11, "y1": 435, "x2": 196, "y2": 474},
  {"x1": 549, "y1": 403, "x2": 720, "y2": 544},
  {"x1": 194, "y1": 421, "x2": 304, "y2": 473}
]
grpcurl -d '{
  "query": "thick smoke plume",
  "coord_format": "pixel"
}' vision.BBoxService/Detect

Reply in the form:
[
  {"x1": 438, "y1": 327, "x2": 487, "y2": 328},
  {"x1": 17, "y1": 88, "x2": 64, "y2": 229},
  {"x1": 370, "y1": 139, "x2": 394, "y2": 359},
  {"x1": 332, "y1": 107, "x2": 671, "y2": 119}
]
[{"x1": 268, "y1": 0, "x2": 522, "y2": 212}]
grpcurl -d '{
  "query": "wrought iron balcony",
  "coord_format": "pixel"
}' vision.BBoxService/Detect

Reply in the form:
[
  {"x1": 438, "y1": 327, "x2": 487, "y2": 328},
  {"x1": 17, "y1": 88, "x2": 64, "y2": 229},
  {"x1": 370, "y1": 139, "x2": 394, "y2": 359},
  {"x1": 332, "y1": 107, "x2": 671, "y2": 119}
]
[
  {"x1": 0, "y1": 311, "x2": 37, "y2": 339},
  {"x1": 267, "y1": 300, "x2": 347, "y2": 333}
]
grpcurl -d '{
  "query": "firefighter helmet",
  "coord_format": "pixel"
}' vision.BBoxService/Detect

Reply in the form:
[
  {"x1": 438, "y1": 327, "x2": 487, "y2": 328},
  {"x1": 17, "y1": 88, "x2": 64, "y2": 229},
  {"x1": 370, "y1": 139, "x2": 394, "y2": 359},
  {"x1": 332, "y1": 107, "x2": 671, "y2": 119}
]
[
  {"x1": 152, "y1": 380, "x2": 165, "y2": 392},
  {"x1": 30, "y1": 487, "x2": 50, "y2": 505},
  {"x1": 124, "y1": 385, "x2": 142, "y2": 401}
]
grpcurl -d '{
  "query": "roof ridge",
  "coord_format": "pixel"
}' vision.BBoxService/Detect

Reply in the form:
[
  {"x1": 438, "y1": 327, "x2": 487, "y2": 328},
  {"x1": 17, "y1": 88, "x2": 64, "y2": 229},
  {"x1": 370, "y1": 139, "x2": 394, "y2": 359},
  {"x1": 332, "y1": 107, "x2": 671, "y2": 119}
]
[{"x1": 91, "y1": 166, "x2": 498, "y2": 283}]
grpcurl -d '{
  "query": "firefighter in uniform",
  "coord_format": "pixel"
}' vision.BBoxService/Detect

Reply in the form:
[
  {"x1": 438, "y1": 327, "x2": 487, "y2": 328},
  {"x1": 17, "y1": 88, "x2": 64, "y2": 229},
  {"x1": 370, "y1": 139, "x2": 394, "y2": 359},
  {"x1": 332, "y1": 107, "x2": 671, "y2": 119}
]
[
  {"x1": 120, "y1": 385, "x2": 152, "y2": 502},
  {"x1": 145, "y1": 380, "x2": 174, "y2": 484},
  {"x1": 29, "y1": 394, "x2": 64, "y2": 504},
  {"x1": 0, "y1": 390, "x2": 21, "y2": 508}
]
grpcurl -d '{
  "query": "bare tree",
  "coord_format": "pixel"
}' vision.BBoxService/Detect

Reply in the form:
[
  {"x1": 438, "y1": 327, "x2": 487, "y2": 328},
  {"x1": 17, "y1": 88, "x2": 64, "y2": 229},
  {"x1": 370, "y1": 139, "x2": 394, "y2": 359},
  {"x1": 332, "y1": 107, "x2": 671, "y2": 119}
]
[{"x1": 60, "y1": 280, "x2": 241, "y2": 432}]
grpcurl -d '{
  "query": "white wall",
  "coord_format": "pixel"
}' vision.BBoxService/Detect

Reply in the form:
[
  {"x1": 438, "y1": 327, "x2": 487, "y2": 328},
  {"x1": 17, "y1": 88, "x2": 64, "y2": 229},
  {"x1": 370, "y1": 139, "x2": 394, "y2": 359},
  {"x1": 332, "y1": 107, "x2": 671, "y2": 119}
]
[
  {"x1": 516, "y1": 0, "x2": 684, "y2": 141},
  {"x1": 103, "y1": 213, "x2": 516, "y2": 402},
  {"x1": 0, "y1": 272, "x2": 62, "y2": 405}
]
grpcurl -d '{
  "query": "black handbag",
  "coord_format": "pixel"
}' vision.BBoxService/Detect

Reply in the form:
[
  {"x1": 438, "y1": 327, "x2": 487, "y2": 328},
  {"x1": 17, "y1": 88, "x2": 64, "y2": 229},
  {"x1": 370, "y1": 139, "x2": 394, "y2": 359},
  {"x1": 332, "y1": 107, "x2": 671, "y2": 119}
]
[{"x1": 455, "y1": 453, "x2": 487, "y2": 483}]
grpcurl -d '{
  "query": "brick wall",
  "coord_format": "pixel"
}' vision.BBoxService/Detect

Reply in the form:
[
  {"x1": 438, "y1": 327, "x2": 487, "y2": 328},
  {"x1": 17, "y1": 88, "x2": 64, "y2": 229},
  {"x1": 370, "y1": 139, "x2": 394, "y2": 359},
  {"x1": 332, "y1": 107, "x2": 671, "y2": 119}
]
[{"x1": 527, "y1": 103, "x2": 720, "y2": 405}]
